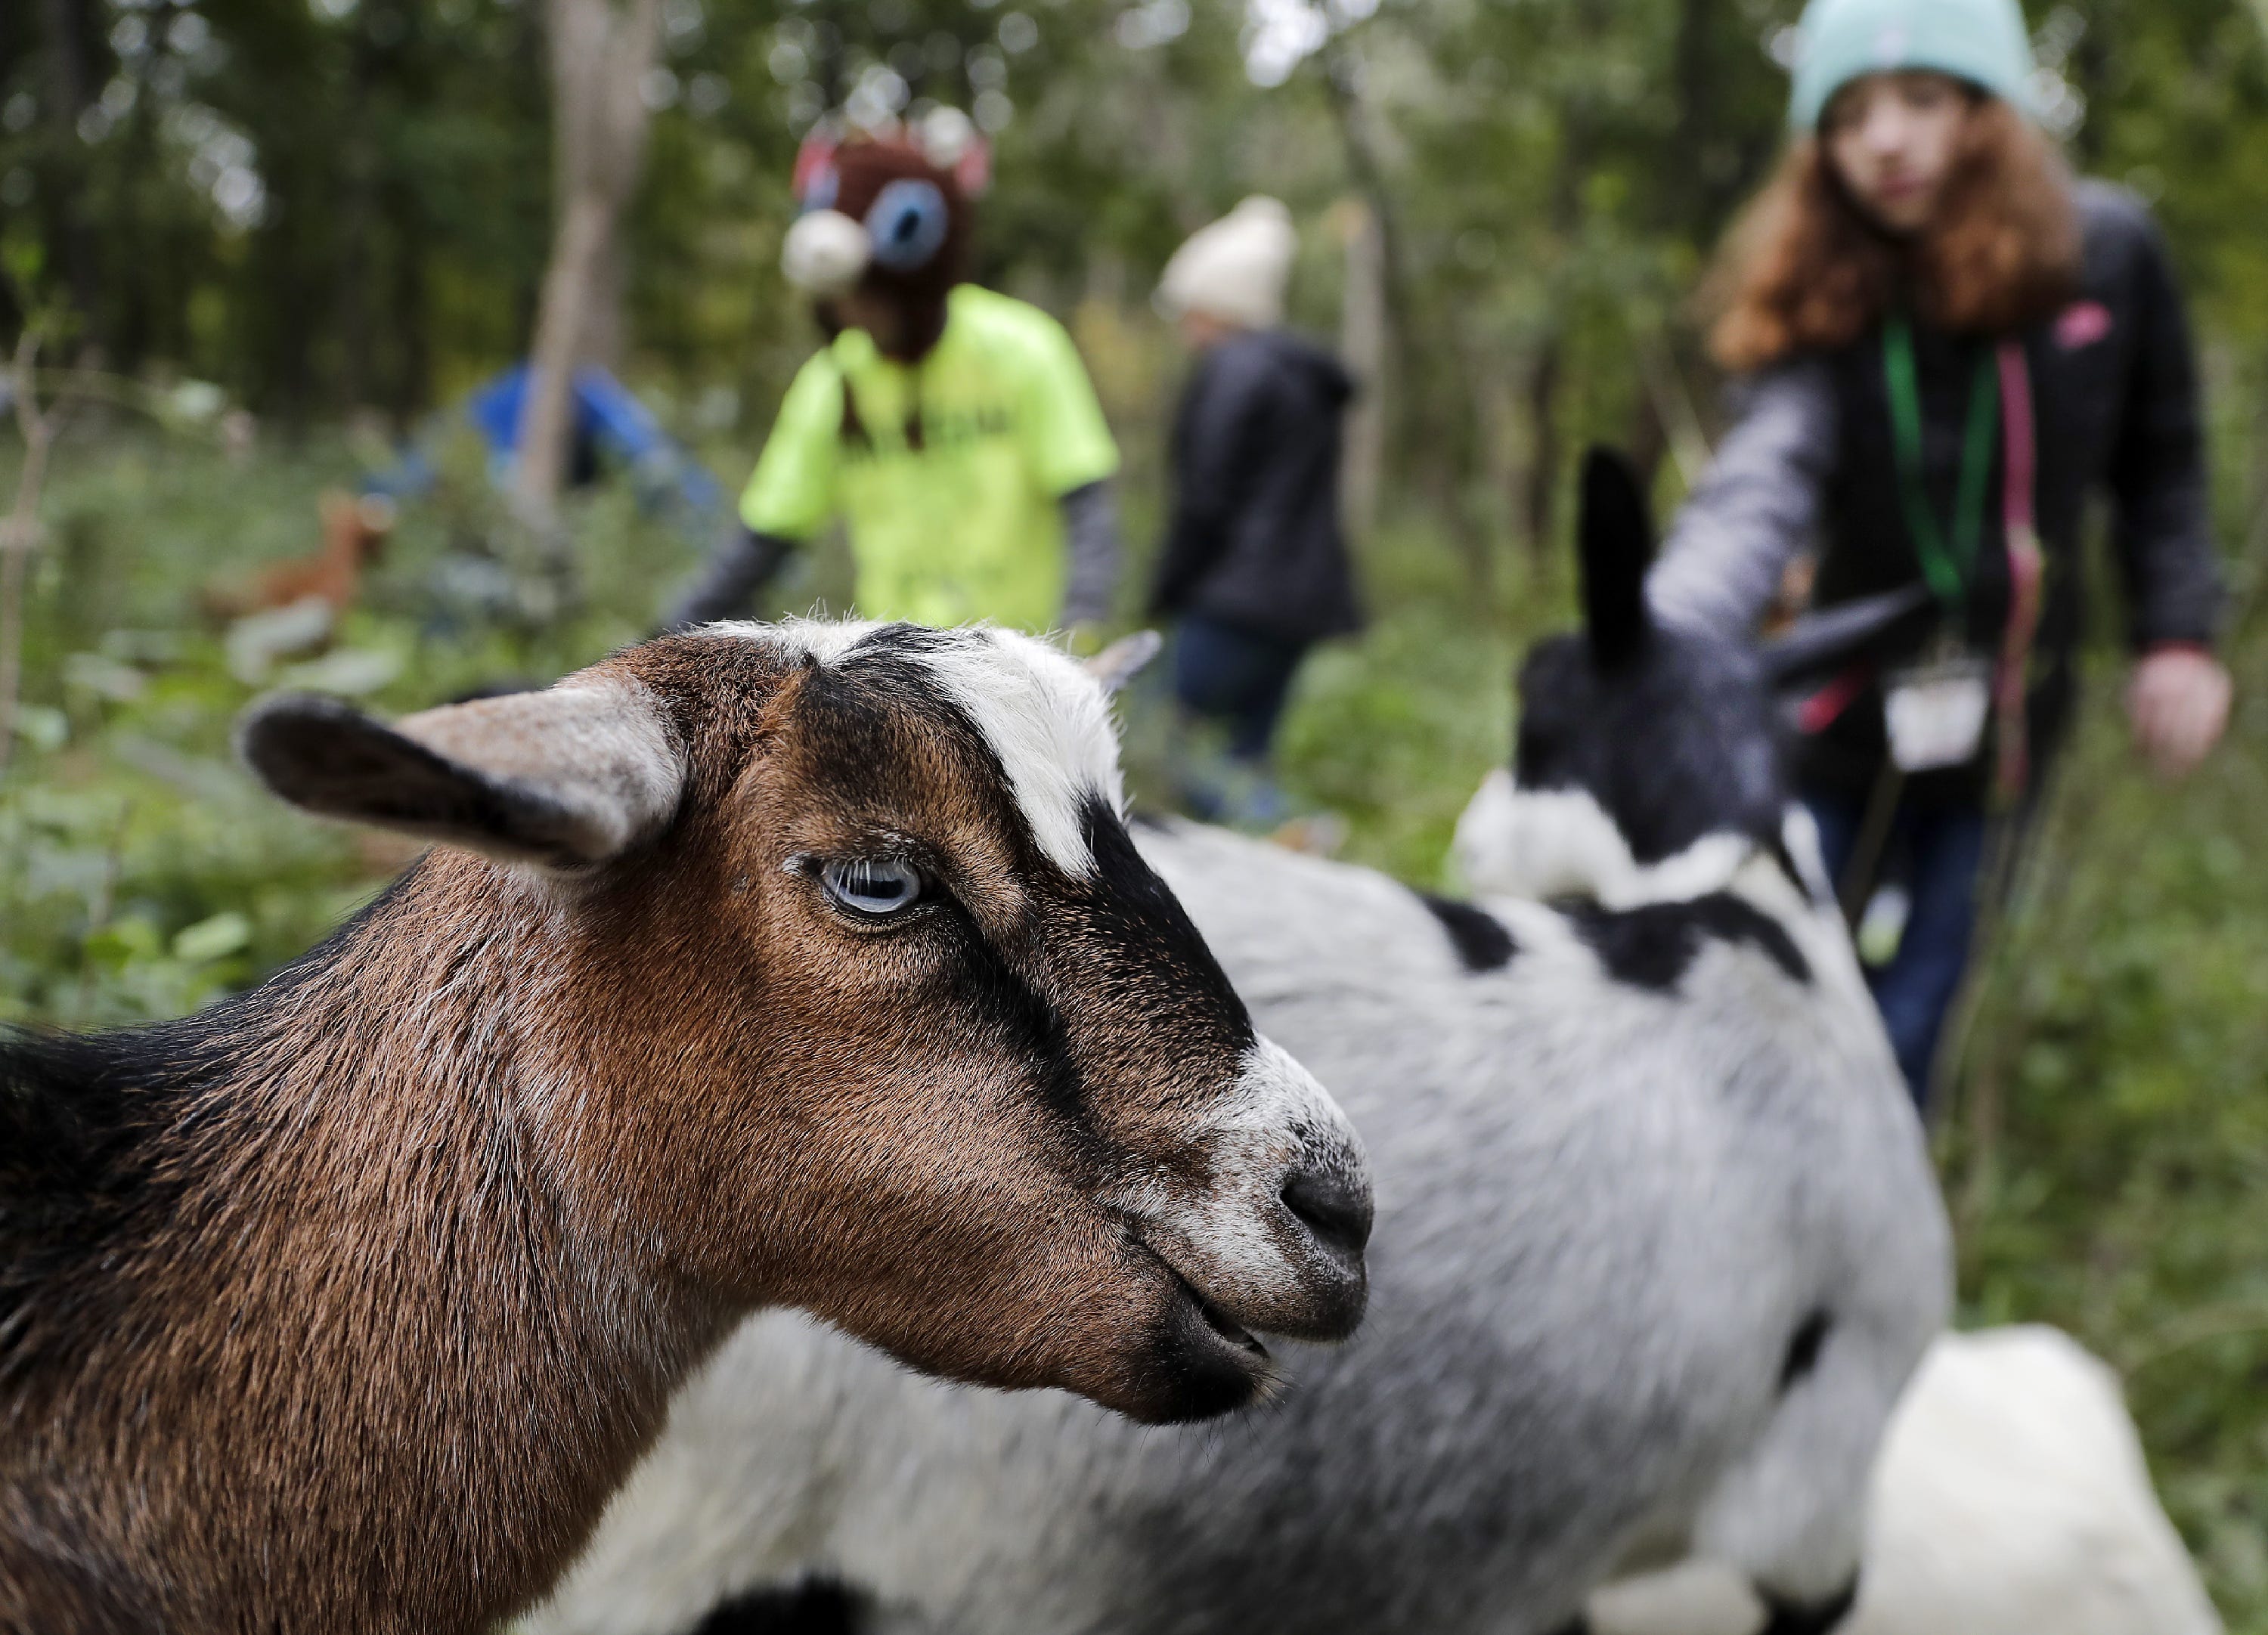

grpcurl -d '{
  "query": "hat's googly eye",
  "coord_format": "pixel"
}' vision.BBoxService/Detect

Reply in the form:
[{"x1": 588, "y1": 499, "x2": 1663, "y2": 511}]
[{"x1": 863, "y1": 179, "x2": 951, "y2": 272}]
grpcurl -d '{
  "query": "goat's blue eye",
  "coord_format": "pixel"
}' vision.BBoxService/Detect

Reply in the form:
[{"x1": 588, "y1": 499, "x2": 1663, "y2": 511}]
[{"x1": 820, "y1": 857, "x2": 925, "y2": 918}]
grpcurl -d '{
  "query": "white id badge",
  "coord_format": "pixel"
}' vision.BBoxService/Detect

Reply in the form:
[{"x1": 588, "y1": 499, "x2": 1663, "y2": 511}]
[{"x1": 1883, "y1": 656, "x2": 1992, "y2": 772}]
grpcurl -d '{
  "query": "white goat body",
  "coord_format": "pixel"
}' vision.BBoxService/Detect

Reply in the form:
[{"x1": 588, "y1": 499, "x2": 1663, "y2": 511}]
[
  {"x1": 531, "y1": 815, "x2": 1950, "y2": 1635},
  {"x1": 1589, "y1": 1324, "x2": 2222, "y2": 1635}
]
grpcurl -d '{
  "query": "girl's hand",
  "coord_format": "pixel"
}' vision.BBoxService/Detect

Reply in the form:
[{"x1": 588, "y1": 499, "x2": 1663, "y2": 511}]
[{"x1": 2127, "y1": 645, "x2": 2232, "y2": 779}]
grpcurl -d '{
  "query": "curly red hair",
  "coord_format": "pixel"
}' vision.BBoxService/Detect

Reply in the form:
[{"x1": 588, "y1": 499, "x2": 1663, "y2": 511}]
[{"x1": 1706, "y1": 97, "x2": 2081, "y2": 373}]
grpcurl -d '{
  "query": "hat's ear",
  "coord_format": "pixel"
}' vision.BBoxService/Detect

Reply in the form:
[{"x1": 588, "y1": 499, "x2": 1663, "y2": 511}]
[
  {"x1": 1760, "y1": 583, "x2": 1937, "y2": 692},
  {"x1": 1577, "y1": 447, "x2": 1656, "y2": 671},
  {"x1": 239, "y1": 681, "x2": 683, "y2": 870},
  {"x1": 791, "y1": 125, "x2": 843, "y2": 206},
  {"x1": 1083, "y1": 630, "x2": 1163, "y2": 697}
]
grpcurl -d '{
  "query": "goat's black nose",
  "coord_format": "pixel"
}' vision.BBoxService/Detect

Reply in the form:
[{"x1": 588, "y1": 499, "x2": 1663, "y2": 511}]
[{"x1": 1281, "y1": 1167, "x2": 1373, "y2": 1262}]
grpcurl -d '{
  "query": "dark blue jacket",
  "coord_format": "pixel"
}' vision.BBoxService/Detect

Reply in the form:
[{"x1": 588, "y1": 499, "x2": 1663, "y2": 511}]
[{"x1": 1151, "y1": 330, "x2": 1364, "y2": 643}]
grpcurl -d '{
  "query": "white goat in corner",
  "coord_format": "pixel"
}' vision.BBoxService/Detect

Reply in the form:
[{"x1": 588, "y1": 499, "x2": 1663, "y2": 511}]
[
  {"x1": 1590, "y1": 1325, "x2": 2223, "y2": 1635},
  {"x1": 522, "y1": 451, "x2": 1952, "y2": 1635}
]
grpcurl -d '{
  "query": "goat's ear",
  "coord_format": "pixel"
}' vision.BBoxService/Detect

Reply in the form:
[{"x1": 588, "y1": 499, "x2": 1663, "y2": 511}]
[
  {"x1": 238, "y1": 683, "x2": 683, "y2": 869},
  {"x1": 1577, "y1": 447, "x2": 1656, "y2": 671},
  {"x1": 1760, "y1": 583, "x2": 1937, "y2": 692},
  {"x1": 1083, "y1": 629, "x2": 1163, "y2": 696}
]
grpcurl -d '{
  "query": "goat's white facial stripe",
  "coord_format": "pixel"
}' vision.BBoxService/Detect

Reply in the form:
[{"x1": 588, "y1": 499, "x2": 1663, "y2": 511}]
[
  {"x1": 715, "y1": 620, "x2": 1125, "y2": 878},
  {"x1": 710, "y1": 615, "x2": 889, "y2": 665},
  {"x1": 901, "y1": 627, "x2": 1126, "y2": 878}
]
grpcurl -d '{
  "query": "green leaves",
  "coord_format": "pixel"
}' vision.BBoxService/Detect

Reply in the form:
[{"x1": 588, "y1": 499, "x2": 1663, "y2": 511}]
[{"x1": 172, "y1": 910, "x2": 253, "y2": 963}]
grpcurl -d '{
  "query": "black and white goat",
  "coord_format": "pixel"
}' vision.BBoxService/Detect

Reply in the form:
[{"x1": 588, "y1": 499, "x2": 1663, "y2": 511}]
[{"x1": 522, "y1": 454, "x2": 1952, "y2": 1635}]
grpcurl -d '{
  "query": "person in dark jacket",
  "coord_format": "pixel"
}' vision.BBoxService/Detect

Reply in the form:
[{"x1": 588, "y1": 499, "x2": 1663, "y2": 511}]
[
  {"x1": 1650, "y1": 0, "x2": 2232, "y2": 1107},
  {"x1": 1151, "y1": 197, "x2": 1363, "y2": 827}
]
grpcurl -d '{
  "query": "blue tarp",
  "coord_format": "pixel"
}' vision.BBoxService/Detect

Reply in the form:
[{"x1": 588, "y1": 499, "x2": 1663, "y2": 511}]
[
  {"x1": 463, "y1": 364, "x2": 724, "y2": 515},
  {"x1": 362, "y1": 363, "x2": 725, "y2": 526}
]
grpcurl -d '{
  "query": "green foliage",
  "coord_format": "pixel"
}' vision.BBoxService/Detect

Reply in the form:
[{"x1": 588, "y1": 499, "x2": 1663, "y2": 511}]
[
  {"x1": 1273, "y1": 521, "x2": 1539, "y2": 883},
  {"x1": 12, "y1": 0, "x2": 2268, "y2": 562},
  {"x1": 1938, "y1": 611, "x2": 2268, "y2": 1619},
  {"x1": 0, "y1": 425, "x2": 701, "y2": 1025}
]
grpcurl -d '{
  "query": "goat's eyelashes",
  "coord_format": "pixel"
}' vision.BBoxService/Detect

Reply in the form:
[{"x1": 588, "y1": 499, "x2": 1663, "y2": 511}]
[{"x1": 816, "y1": 856, "x2": 929, "y2": 923}]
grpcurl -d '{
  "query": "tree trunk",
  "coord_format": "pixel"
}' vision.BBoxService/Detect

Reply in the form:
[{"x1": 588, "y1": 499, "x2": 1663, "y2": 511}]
[
  {"x1": 0, "y1": 330, "x2": 58, "y2": 783},
  {"x1": 1337, "y1": 197, "x2": 1388, "y2": 545},
  {"x1": 1520, "y1": 339, "x2": 1563, "y2": 566},
  {"x1": 1476, "y1": 342, "x2": 1519, "y2": 547},
  {"x1": 2071, "y1": 1, "x2": 2113, "y2": 171},
  {"x1": 339, "y1": 29, "x2": 384, "y2": 414},
  {"x1": 516, "y1": 0, "x2": 664, "y2": 526},
  {"x1": 1670, "y1": 0, "x2": 1735, "y2": 243},
  {"x1": 384, "y1": 177, "x2": 431, "y2": 428},
  {"x1": 1634, "y1": 328, "x2": 1712, "y2": 488},
  {"x1": 1322, "y1": 47, "x2": 1419, "y2": 514},
  {"x1": 36, "y1": 0, "x2": 102, "y2": 345}
]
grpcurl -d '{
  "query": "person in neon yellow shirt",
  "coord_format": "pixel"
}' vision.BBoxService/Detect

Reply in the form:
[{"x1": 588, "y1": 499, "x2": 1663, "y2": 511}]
[{"x1": 671, "y1": 125, "x2": 1121, "y2": 635}]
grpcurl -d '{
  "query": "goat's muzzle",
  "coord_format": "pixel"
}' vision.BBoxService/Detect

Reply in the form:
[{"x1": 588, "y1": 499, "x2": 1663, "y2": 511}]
[{"x1": 1111, "y1": 1036, "x2": 1371, "y2": 1423}]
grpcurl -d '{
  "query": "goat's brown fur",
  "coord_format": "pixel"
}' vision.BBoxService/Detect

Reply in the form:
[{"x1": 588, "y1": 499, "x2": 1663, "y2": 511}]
[{"x1": 1, "y1": 624, "x2": 1366, "y2": 1635}]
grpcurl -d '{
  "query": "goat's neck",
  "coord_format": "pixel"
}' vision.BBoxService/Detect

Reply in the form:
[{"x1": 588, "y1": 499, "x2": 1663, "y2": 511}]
[
  {"x1": 1461, "y1": 776, "x2": 1827, "y2": 916},
  {"x1": 14, "y1": 862, "x2": 727, "y2": 1633},
  {"x1": 1603, "y1": 816, "x2": 1842, "y2": 932}
]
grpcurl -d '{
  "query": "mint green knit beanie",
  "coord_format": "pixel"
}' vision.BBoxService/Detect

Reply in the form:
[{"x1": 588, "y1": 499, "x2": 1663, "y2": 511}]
[{"x1": 1787, "y1": 0, "x2": 2038, "y2": 131}]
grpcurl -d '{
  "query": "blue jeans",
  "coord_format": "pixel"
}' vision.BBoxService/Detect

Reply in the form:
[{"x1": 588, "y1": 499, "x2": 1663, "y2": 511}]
[
  {"x1": 1806, "y1": 792, "x2": 1990, "y2": 1110},
  {"x1": 1172, "y1": 614, "x2": 1309, "y2": 760},
  {"x1": 1168, "y1": 615, "x2": 1309, "y2": 827}
]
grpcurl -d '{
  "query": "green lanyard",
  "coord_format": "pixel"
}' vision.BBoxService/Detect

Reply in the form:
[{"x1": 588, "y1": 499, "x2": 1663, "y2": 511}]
[{"x1": 1882, "y1": 313, "x2": 2000, "y2": 612}]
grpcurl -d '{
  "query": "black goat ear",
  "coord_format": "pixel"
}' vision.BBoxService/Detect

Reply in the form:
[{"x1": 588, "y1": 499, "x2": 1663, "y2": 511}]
[
  {"x1": 1760, "y1": 583, "x2": 1937, "y2": 693},
  {"x1": 239, "y1": 683, "x2": 683, "y2": 870},
  {"x1": 1577, "y1": 447, "x2": 1655, "y2": 670}
]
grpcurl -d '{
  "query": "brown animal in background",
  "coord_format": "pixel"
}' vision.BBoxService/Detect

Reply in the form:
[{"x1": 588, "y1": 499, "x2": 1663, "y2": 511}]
[
  {"x1": 0, "y1": 621, "x2": 1371, "y2": 1635},
  {"x1": 200, "y1": 488, "x2": 395, "y2": 621}
]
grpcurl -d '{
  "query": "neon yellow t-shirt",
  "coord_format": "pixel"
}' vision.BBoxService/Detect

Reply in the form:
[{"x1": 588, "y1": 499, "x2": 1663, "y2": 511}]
[{"x1": 739, "y1": 284, "x2": 1120, "y2": 631}]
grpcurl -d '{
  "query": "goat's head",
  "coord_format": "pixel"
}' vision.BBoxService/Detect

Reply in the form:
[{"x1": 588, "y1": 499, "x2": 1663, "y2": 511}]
[
  {"x1": 1462, "y1": 447, "x2": 1931, "y2": 904},
  {"x1": 238, "y1": 621, "x2": 1368, "y2": 1424}
]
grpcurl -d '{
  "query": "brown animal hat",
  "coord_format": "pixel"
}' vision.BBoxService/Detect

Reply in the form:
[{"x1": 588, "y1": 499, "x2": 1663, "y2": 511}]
[{"x1": 787, "y1": 134, "x2": 974, "y2": 350}]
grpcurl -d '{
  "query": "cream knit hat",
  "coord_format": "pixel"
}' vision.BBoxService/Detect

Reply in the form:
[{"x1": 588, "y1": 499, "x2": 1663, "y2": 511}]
[{"x1": 1157, "y1": 197, "x2": 1297, "y2": 330}]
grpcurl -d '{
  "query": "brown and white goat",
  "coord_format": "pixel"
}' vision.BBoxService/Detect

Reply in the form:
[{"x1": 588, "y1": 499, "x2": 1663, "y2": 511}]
[{"x1": 0, "y1": 620, "x2": 1371, "y2": 1635}]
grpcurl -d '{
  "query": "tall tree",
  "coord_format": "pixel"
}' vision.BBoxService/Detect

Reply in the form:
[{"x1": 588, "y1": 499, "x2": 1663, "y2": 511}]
[
  {"x1": 516, "y1": 0, "x2": 665, "y2": 523},
  {"x1": 34, "y1": 0, "x2": 102, "y2": 343}
]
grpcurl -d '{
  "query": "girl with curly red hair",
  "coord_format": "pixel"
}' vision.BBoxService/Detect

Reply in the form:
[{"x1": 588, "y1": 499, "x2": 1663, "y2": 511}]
[{"x1": 1650, "y1": 0, "x2": 2232, "y2": 1106}]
